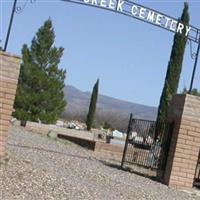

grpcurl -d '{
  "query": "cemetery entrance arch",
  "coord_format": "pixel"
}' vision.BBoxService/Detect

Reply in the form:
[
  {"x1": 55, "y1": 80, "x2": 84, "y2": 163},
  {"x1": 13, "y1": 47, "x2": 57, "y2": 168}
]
[{"x1": 61, "y1": 0, "x2": 200, "y2": 91}]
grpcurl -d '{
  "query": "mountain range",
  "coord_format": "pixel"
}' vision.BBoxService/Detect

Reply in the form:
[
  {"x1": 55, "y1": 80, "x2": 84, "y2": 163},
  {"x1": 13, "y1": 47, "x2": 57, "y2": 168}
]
[{"x1": 63, "y1": 85, "x2": 157, "y2": 131}]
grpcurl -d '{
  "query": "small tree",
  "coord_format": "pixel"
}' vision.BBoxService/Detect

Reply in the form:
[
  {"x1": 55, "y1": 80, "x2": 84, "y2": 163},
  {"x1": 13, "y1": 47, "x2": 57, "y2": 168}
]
[
  {"x1": 86, "y1": 79, "x2": 99, "y2": 131},
  {"x1": 14, "y1": 19, "x2": 66, "y2": 126},
  {"x1": 103, "y1": 122, "x2": 112, "y2": 130},
  {"x1": 156, "y1": 3, "x2": 189, "y2": 138}
]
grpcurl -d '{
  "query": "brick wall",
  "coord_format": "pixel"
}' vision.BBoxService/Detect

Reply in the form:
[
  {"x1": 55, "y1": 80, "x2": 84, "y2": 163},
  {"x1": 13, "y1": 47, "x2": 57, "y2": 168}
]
[
  {"x1": 0, "y1": 51, "x2": 21, "y2": 158},
  {"x1": 164, "y1": 94, "x2": 200, "y2": 188},
  {"x1": 24, "y1": 121, "x2": 95, "y2": 140},
  {"x1": 25, "y1": 121, "x2": 55, "y2": 135}
]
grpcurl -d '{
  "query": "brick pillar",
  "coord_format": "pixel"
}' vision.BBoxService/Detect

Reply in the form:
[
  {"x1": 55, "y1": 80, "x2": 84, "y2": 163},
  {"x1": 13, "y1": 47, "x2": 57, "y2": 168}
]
[
  {"x1": 164, "y1": 94, "x2": 200, "y2": 188},
  {"x1": 0, "y1": 51, "x2": 21, "y2": 159}
]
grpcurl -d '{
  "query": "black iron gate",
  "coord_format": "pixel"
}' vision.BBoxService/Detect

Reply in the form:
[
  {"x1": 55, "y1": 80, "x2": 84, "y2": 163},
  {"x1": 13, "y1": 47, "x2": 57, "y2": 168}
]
[
  {"x1": 121, "y1": 114, "x2": 174, "y2": 173},
  {"x1": 194, "y1": 150, "x2": 200, "y2": 188}
]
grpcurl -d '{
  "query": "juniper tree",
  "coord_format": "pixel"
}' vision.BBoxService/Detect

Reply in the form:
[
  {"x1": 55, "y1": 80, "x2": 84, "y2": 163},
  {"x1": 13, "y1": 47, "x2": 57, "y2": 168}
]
[
  {"x1": 86, "y1": 79, "x2": 99, "y2": 131},
  {"x1": 14, "y1": 19, "x2": 66, "y2": 126},
  {"x1": 156, "y1": 3, "x2": 189, "y2": 138}
]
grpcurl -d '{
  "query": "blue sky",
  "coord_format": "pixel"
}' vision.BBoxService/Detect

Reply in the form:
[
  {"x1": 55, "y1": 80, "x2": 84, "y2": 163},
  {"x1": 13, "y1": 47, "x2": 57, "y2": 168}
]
[{"x1": 1, "y1": 0, "x2": 200, "y2": 106}]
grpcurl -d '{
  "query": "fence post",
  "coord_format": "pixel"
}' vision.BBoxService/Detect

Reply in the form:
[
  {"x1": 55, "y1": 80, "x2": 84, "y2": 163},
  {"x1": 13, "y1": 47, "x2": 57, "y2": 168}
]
[
  {"x1": 121, "y1": 113, "x2": 132, "y2": 168},
  {"x1": 163, "y1": 94, "x2": 200, "y2": 188},
  {"x1": 0, "y1": 51, "x2": 21, "y2": 159}
]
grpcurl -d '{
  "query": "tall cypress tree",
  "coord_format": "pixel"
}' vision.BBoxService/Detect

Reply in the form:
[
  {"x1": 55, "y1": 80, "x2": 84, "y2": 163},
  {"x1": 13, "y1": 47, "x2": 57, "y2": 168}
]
[
  {"x1": 14, "y1": 19, "x2": 66, "y2": 125},
  {"x1": 86, "y1": 79, "x2": 99, "y2": 131},
  {"x1": 156, "y1": 3, "x2": 189, "y2": 137}
]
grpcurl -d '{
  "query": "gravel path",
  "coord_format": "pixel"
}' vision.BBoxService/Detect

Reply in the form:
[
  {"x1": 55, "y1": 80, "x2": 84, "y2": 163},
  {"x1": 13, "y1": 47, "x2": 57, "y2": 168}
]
[{"x1": 0, "y1": 126, "x2": 200, "y2": 200}]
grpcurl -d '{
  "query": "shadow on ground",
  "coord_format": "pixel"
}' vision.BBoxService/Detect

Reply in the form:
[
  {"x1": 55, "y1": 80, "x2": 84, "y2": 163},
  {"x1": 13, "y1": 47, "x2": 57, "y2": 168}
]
[
  {"x1": 7, "y1": 143, "x2": 93, "y2": 161},
  {"x1": 98, "y1": 159, "x2": 161, "y2": 183}
]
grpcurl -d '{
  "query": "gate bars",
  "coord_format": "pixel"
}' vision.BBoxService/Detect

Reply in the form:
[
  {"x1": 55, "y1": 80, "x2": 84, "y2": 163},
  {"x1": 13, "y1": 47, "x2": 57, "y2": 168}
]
[{"x1": 121, "y1": 114, "x2": 174, "y2": 172}]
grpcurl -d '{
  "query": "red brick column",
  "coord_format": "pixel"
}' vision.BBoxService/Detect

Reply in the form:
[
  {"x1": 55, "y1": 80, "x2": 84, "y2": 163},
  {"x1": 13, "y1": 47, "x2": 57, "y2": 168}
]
[
  {"x1": 0, "y1": 51, "x2": 21, "y2": 159},
  {"x1": 164, "y1": 94, "x2": 200, "y2": 188}
]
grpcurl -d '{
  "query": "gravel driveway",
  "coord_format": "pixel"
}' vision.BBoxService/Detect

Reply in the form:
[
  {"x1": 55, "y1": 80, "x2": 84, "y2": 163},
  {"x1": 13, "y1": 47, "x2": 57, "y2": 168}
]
[{"x1": 0, "y1": 126, "x2": 200, "y2": 200}]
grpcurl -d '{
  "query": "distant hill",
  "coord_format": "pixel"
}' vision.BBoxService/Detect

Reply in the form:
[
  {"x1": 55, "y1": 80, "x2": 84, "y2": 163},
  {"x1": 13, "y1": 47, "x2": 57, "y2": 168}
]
[{"x1": 62, "y1": 85, "x2": 157, "y2": 131}]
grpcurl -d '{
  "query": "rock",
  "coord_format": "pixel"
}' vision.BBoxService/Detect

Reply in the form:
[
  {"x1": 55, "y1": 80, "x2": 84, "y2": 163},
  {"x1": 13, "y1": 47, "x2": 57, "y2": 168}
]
[{"x1": 47, "y1": 131, "x2": 58, "y2": 139}]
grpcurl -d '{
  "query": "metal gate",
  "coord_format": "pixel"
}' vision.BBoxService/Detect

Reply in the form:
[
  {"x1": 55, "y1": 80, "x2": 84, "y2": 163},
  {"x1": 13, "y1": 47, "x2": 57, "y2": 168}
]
[
  {"x1": 194, "y1": 150, "x2": 200, "y2": 188},
  {"x1": 121, "y1": 114, "x2": 174, "y2": 172}
]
